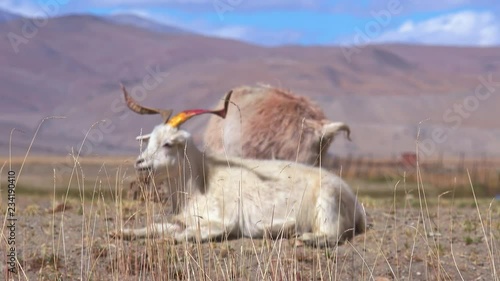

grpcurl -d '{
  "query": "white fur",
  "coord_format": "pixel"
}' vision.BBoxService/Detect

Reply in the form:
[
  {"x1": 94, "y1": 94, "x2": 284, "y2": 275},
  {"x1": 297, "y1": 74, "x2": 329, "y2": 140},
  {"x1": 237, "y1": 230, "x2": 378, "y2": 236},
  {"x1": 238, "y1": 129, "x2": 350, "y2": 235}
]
[
  {"x1": 115, "y1": 124, "x2": 366, "y2": 247},
  {"x1": 203, "y1": 85, "x2": 351, "y2": 166}
]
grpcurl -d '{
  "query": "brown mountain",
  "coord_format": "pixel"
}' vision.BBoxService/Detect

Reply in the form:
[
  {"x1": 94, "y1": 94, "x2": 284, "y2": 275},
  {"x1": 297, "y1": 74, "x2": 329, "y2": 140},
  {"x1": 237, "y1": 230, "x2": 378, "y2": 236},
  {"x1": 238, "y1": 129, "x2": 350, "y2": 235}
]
[{"x1": 1, "y1": 15, "x2": 499, "y2": 159}]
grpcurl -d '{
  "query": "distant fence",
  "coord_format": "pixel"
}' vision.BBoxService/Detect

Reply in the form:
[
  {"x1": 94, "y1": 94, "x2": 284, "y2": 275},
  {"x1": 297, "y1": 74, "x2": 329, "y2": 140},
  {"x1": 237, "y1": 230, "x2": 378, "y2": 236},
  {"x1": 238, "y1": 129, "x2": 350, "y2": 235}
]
[{"x1": 323, "y1": 152, "x2": 500, "y2": 197}]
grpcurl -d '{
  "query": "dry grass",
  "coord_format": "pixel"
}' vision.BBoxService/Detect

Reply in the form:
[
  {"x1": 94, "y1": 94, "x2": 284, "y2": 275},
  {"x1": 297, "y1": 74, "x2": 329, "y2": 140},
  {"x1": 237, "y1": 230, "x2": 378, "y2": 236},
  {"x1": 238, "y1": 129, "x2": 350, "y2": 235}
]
[
  {"x1": 0, "y1": 152, "x2": 498, "y2": 280},
  {"x1": 1, "y1": 123, "x2": 499, "y2": 281},
  {"x1": 326, "y1": 156, "x2": 500, "y2": 199}
]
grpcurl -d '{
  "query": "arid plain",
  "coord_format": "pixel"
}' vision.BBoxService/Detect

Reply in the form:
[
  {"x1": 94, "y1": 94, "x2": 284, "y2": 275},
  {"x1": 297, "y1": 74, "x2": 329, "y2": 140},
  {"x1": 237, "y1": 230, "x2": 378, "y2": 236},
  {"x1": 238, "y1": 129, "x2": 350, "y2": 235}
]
[{"x1": 1, "y1": 12, "x2": 500, "y2": 281}]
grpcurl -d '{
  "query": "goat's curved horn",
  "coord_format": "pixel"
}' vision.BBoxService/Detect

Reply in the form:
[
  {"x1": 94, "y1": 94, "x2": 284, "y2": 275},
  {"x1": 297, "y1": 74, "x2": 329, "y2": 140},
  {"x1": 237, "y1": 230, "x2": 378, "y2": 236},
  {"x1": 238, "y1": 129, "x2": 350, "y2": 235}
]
[
  {"x1": 340, "y1": 124, "x2": 351, "y2": 141},
  {"x1": 167, "y1": 90, "x2": 233, "y2": 128},
  {"x1": 322, "y1": 122, "x2": 351, "y2": 141},
  {"x1": 121, "y1": 84, "x2": 172, "y2": 122}
]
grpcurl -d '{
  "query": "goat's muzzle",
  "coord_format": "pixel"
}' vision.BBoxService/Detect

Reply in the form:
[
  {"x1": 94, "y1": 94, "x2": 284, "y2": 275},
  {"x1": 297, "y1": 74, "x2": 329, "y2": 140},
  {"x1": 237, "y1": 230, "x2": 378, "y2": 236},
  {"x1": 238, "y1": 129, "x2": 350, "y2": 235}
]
[{"x1": 134, "y1": 158, "x2": 152, "y2": 172}]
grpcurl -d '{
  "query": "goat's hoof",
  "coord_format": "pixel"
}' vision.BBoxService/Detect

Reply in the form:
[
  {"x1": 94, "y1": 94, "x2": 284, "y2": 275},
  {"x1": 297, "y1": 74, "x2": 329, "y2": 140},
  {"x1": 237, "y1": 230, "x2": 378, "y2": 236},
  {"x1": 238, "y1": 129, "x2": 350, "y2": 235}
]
[
  {"x1": 109, "y1": 230, "x2": 121, "y2": 239},
  {"x1": 158, "y1": 236, "x2": 177, "y2": 245},
  {"x1": 296, "y1": 233, "x2": 314, "y2": 246},
  {"x1": 296, "y1": 233, "x2": 337, "y2": 248},
  {"x1": 290, "y1": 238, "x2": 305, "y2": 247},
  {"x1": 109, "y1": 230, "x2": 135, "y2": 240}
]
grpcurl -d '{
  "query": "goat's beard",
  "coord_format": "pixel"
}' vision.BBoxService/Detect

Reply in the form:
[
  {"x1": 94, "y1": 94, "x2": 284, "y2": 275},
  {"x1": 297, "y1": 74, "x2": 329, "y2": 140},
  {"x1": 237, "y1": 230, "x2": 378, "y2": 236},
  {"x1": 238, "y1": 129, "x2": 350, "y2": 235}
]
[
  {"x1": 135, "y1": 170, "x2": 150, "y2": 183},
  {"x1": 137, "y1": 166, "x2": 175, "y2": 185}
]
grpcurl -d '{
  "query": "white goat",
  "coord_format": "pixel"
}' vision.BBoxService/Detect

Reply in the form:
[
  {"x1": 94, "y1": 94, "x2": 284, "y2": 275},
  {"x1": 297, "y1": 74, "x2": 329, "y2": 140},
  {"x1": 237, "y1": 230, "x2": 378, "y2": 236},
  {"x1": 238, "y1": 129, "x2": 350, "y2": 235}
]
[{"x1": 114, "y1": 86, "x2": 366, "y2": 247}]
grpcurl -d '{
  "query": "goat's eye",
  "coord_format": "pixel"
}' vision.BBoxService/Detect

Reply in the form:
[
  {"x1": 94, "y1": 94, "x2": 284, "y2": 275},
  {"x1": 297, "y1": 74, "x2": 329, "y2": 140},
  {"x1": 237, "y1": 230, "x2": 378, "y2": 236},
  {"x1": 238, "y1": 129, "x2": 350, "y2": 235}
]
[{"x1": 163, "y1": 142, "x2": 172, "y2": 148}]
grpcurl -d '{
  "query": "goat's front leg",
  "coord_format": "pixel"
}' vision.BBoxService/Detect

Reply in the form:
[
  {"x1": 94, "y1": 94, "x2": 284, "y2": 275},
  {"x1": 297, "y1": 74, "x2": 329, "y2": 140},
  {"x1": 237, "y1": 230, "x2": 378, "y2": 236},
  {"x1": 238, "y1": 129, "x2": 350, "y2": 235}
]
[
  {"x1": 111, "y1": 219, "x2": 232, "y2": 243},
  {"x1": 111, "y1": 222, "x2": 182, "y2": 240},
  {"x1": 296, "y1": 232, "x2": 340, "y2": 248},
  {"x1": 172, "y1": 220, "x2": 230, "y2": 243}
]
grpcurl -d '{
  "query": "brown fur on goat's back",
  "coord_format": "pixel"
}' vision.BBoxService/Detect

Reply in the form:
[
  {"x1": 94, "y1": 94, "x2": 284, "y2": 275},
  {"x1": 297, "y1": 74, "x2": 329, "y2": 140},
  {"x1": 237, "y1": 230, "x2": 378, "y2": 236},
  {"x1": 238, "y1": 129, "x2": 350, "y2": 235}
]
[{"x1": 204, "y1": 85, "x2": 334, "y2": 165}]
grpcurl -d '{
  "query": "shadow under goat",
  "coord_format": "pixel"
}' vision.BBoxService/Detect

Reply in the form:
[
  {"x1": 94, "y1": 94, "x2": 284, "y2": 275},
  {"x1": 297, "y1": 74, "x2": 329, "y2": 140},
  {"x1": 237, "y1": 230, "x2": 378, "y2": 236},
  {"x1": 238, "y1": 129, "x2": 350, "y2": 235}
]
[{"x1": 113, "y1": 86, "x2": 366, "y2": 247}]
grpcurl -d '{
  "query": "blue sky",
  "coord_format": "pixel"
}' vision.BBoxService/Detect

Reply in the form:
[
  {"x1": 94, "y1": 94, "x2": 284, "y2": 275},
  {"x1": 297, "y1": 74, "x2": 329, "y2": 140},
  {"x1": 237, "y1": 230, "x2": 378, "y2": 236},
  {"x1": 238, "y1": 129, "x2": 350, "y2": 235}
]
[{"x1": 1, "y1": 0, "x2": 499, "y2": 46}]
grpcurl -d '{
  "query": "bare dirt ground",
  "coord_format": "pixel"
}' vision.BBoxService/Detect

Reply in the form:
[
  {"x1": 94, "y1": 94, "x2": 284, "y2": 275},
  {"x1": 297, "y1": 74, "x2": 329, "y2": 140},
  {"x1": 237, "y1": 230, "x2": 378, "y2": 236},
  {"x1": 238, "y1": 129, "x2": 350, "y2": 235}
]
[{"x1": 1, "y1": 158, "x2": 499, "y2": 280}]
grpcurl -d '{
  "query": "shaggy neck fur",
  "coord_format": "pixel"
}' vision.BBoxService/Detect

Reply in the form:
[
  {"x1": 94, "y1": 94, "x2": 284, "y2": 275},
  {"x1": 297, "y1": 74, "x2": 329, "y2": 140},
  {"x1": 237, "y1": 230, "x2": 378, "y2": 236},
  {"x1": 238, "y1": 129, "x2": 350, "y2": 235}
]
[{"x1": 165, "y1": 139, "x2": 210, "y2": 213}]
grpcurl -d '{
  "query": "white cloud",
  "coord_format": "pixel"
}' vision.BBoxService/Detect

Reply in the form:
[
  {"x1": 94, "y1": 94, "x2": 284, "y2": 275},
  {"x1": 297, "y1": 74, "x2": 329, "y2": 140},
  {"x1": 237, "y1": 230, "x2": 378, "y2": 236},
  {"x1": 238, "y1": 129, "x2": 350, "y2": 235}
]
[
  {"x1": 110, "y1": 9, "x2": 151, "y2": 18},
  {"x1": 0, "y1": 0, "x2": 39, "y2": 17},
  {"x1": 110, "y1": 8, "x2": 184, "y2": 27},
  {"x1": 333, "y1": 1, "x2": 500, "y2": 16},
  {"x1": 0, "y1": 0, "x2": 73, "y2": 17},
  {"x1": 204, "y1": 26, "x2": 302, "y2": 45},
  {"x1": 374, "y1": 11, "x2": 500, "y2": 46},
  {"x1": 207, "y1": 26, "x2": 251, "y2": 40}
]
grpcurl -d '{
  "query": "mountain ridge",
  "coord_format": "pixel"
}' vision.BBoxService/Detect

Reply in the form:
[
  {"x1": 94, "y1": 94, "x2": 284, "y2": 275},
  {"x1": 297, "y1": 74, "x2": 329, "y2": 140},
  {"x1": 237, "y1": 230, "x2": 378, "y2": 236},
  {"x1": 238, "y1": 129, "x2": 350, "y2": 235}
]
[{"x1": 1, "y1": 14, "x2": 499, "y2": 159}]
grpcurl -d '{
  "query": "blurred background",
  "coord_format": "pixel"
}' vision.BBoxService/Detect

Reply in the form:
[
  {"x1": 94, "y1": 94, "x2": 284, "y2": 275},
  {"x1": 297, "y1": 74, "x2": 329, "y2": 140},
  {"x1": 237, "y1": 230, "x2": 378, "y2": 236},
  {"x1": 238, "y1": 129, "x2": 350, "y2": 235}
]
[{"x1": 1, "y1": 0, "x2": 499, "y2": 195}]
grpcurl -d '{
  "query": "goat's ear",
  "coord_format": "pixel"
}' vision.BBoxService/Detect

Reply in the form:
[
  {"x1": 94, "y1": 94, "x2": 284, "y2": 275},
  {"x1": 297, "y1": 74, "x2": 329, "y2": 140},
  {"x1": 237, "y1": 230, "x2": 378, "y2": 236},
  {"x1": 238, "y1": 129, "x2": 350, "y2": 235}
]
[
  {"x1": 136, "y1": 134, "x2": 151, "y2": 142},
  {"x1": 171, "y1": 130, "x2": 191, "y2": 144},
  {"x1": 321, "y1": 122, "x2": 351, "y2": 141}
]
